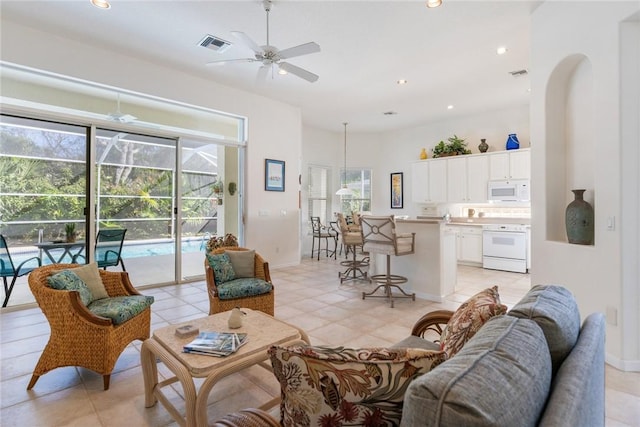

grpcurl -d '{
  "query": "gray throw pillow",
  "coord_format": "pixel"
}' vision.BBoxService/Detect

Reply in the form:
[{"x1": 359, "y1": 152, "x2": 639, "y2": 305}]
[
  {"x1": 402, "y1": 316, "x2": 552, "y2": 427},
  {"x1": 225, "y1": 249, "x2": 255, "y2": 278},
  {"x1": 508, "y1": 284, "x2": 580, "y2": 374}
]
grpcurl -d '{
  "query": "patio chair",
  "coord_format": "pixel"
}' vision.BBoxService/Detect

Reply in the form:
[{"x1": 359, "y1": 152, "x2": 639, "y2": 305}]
[
  {"x1": 1, "y1": 234, "x2": 42, "y2": 307},
  {"x1": 95, "y1": 229, "x2": 127, "y2": 271},
  {"x1": 205, "y1": 247, "x2": 274, "y2": 316},
  {"x1": 27, "y1": 263, "x2": 153, "y2": 390}
]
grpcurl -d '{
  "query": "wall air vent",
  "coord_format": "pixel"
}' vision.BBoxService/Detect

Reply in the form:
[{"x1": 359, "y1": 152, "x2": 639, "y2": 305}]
[
  {"x1": 509, "y1": 69, "x2": 529, "y2": 77},
  {"x1": 198, "y1": 35, "x2": 232, "y2": 53}
]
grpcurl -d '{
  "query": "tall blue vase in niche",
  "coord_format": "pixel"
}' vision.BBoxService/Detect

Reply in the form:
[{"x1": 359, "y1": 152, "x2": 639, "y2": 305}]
[{"x1": 506, "y1": 133, "x2": 520, "y2": 150}]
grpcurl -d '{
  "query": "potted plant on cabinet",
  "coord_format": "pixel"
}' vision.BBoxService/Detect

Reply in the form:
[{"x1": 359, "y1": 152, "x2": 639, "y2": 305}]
[{"x1": 432, "y1": 135, "x2": 472, "y2": 158}]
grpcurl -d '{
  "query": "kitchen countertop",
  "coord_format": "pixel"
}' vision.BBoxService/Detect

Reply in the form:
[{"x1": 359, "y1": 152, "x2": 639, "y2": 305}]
[{"x1": 409, "y1": 216, "x2": 531, "y2": 226}]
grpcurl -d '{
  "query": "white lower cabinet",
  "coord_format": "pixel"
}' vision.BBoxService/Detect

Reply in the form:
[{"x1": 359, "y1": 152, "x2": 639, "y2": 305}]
[{"x1": 447, "y1": 225, "x2": 483, "y2": 265}]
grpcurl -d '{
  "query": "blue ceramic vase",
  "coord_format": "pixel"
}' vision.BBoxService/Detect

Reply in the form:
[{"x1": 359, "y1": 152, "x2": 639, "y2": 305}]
[{"x1": 506, "y1": 133, "x2": 520, "y2": 150}]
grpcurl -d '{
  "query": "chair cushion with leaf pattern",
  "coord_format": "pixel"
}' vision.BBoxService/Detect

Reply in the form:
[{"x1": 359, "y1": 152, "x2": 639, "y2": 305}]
[
  {"x1": 268, "y1": 345, "x2": 446, "y2": 427},
  {"x1": 47, "y1": 270, "x2": 95, "y2": 306},
  {"x1": 88, "y1": 295, "x2": 154, "y2": 325},
  {"x1": 216, "y1": 278, "x2": 272, "y2": 300}
]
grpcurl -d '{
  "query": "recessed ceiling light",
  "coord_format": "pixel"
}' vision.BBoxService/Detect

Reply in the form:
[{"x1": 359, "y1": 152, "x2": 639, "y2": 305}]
[
  {"x1": 426, "y1": 0, "x2": 442, "y2": 8},
  {"x1": 278, "y1": 68, "x2": 288, "y2": 75},
  {"x1": 397, "y1": 79, "x2": 408, "y2": 85},
  {"x1": 497, "y1": 46, "x2": 508, "y2": 55},
  {"x1": 447, "y1": 105, "x2": 454, "y2": 110},
  {"x1": 91, "y1": 0, "x2": 111, "y2": 9}
]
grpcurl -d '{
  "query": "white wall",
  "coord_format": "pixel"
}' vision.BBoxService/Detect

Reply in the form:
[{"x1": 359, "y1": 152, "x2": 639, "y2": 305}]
[
  {"x1": 530, "y1": 2, "x2": 640, "y2": 370},
  {"x1": 0, "y1": 20, "x2": 302, "y2": 268}
]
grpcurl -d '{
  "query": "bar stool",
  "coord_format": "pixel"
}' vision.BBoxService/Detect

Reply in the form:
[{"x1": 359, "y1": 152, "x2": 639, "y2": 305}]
[
  {"x1": 336, "y1": 213, "x2": 369, "y2": 283},
  {"x1": 310, "y1": 217, "x2": 337, "y2": 260},
  {"x1": 360, "y1": 215, "x2": 416, "y2": 308}
]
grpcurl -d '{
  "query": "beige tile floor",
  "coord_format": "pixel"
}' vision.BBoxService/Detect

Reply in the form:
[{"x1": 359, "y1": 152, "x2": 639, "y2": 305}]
[{"x1": 1, "y1": 257, "x2": 639, "y2": 426}]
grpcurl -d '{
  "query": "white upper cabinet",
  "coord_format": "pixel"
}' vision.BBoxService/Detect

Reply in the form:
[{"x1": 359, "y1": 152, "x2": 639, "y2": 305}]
[
  {"x1": 411, "y1": 159, "x2": 447, "y2": 203},
  {"x1": 466, "y1": 155, "x2": 490, "y2": 201},
  {"x1": 411, "y1": 161, "x2": 430, "y2": 202},
  {"x1": 488, "y1": 148, "x2": 530, "y2": 180},
  {"x1": 428, "y1": 158, "x2": 447, "y2": 203},
  {"x1": 447, "y1": 155, "x2": 489, "y2": 202}
]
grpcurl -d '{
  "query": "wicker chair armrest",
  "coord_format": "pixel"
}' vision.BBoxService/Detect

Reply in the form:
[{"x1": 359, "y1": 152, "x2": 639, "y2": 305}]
[
  {"x1": 99, "y1": 270, "x2": 140, "y2": 297},
  {"x1": 411, "y1": 309, "x2": 454, "y2": 341},
  {"x1": 211, "y1": 408, "x2": 280, "y2": 427},
  {"x1": 36, "y1": 285, "x2": 113, "y2": 327},
  {"x1": 205, "y1": 262, "x2": 219, "y2": 297},
  {"x1": 68, "y1": 291, "x2": 113, "y2": 326}
]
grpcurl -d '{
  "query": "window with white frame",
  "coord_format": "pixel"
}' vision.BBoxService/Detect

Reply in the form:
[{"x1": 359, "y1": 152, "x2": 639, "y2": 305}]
[
  {"x1": 307, "y1": 165, "x2": 331, "y2": 227},
  {"x1": 340, "y1": 168, "x2": 371, "y2": 214}
]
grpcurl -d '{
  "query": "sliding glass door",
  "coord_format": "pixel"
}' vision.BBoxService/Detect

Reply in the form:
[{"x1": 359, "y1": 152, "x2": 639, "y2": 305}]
[{"x1": 1, "y1": 113, "x2": 244, "y2": 305}]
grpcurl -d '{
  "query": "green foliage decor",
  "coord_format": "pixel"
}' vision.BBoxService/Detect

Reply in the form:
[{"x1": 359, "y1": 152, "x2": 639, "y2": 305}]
[{"x1": 432, "y1": 135, "x2": 472, "y2": 158}]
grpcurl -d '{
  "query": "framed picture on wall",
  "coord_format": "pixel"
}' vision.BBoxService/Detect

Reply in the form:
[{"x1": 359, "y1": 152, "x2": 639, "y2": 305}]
[
  {"x1": 390, "y1": 172, "x2": 403, "y2": 209},
  {"x1": 265, "y1": 159, "x2": 285, "y2": 192}
]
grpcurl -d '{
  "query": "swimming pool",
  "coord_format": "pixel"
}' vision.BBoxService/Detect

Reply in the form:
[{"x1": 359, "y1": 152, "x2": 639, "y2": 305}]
[{"x1": 120, "y1": 238, "x2": 205, "y2": 258}]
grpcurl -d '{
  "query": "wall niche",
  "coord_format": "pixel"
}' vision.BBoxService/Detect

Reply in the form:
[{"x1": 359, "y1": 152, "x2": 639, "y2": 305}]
[{"x1": 545, "y1": 54, "x2": 595, "y2": 245}]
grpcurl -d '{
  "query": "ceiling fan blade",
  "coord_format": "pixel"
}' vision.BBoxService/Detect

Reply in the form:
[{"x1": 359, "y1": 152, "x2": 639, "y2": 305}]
[
  {"x1": 278, "y1": 62, "x2": 319, "y2": 83},
  {"x1": 231, "y1": 31, "x2": 264, "y2": 55},
  {"x1": 206, "y1": 58, "x2": 257, "y2": 66},
  {"x1": 278, "y1": 42, "x2": 321, "y2": 60}
]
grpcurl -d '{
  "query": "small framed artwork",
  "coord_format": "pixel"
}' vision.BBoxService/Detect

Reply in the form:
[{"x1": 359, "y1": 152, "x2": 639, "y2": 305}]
[
  {"x1": 390, "y1": 172, "x2": 403, "y2": 209},
  {"x1": 265, "y1": 159, "x2": 285, "y2": 192}
]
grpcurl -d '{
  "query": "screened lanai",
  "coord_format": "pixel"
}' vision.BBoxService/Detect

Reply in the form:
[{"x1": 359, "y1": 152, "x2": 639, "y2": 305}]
[{"x1": 0, "y1": 63, "x2": 246, "y2": 307}]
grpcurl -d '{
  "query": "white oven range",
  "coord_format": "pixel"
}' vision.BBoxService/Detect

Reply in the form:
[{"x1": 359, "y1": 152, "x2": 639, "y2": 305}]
[{"x1": 482, "y1": 224, "x2": 528, "y2": 273}]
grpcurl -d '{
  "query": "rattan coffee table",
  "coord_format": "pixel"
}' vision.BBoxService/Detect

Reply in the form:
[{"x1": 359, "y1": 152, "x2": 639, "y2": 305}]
[{"x1": 140, "y1": 309, "x2": 309, "y2": 427}]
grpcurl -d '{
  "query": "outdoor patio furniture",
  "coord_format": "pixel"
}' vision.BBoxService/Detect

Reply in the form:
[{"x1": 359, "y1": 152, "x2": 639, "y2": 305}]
[
  {"x1": 95, "y1": 229, "x2": 127, "y2": 271},
  {"x1": 1, "y1": 234, "x2": 41, "y2": 307}
]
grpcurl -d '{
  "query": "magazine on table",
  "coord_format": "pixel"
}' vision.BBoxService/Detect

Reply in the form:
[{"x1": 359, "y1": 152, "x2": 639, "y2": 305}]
[{"x1": 183, "y1": 331, "x2": 248, "y2": 357}]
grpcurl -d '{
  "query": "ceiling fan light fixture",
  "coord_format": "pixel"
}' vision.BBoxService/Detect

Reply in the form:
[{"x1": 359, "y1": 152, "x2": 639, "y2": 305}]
[
  {"x1": 278, "y1": 68, "x2": 288, "y2": 75},
  {"x1": 90, "y1": 0, "x2": 111, "y2": 9},
  {"x1": 426, "y1": 0, "x2": 442, "y2": 8}
]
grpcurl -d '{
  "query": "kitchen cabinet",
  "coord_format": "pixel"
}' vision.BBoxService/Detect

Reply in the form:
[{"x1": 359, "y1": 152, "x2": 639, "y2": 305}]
[
  {"x1": 447, "y1": 155, "x2": 489, "y2": 202},
  {"x1": 489, "y1": 149, "x2": 530, "y2": 180},
  {"x1": 411, "y1": 159, "x2": 447, "y2": 203},
  {"x1": 446, "y1": 225, "x2": 483, "y2": 266}
]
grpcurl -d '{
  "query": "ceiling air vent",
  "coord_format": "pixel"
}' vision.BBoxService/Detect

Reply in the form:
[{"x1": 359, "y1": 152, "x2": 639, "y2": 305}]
[
  {"x1": 198, "y1": 35, "x2": 232, "y2": 53},
  {"x1": 509, "y1": 69, "x2": 529, "y2": 77}
]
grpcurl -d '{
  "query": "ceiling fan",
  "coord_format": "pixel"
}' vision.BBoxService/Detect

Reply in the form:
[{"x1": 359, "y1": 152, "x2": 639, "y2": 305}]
[
  {"x1": 107, "y1": 93, "x2": 137, "y2": 123},
  {"x1": 207, "y1": 0, "x2": 321, "y2": 83}
]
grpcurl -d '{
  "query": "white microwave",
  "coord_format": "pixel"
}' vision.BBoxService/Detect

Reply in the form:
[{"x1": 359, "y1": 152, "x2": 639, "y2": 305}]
[{"x1": 487, "y1": 179, "x2": 530, "y2": 202}]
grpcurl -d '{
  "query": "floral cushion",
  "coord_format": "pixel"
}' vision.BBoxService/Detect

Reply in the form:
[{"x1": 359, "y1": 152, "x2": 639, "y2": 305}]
[
  {"x1": 217, "y1": 278, "x2": 272, "y2": 300},
  {"x1": 268, "y1": 345, "x2": 446, "y2": 427},
  {"x1": 47, "y1": 270, "x2": 94, "y2": 306},
  {"x1": 206, "y1": 252, "x2": 236, "y2": 285},
  {"x1": 88, "y1": 295, "x2": 154, "y2": 325},
  {"x1": 440, "y1": 285, "x2": 507, "y2": 358}
]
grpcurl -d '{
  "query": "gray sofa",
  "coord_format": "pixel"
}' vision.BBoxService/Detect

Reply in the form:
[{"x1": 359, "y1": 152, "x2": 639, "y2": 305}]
[
  {"x1": 401, "y1": 285, "x2": 605, "y2": 427},
  {"x1": 212, "y1": 285, "x2": 605, "y2": 427}
]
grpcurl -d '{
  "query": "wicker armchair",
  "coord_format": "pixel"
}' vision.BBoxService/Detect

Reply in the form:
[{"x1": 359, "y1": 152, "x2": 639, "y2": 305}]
[
  {"x1": 27, "y1": 264, "x2": 152, "y2": 390},
  {"x1": 205, "y1": 247, "x2": 275, "y2": 316}
]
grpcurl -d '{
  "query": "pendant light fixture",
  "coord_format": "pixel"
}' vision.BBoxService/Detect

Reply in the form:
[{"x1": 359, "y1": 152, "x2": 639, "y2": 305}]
[{"x1": 336, "y1": 122, "x2": 354, "y2": 196}]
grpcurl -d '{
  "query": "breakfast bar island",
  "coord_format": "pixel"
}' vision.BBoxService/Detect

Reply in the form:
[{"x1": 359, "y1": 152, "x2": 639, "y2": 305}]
[{"x1": 369, "y1": 218, "x2": 457, "y2": 302}]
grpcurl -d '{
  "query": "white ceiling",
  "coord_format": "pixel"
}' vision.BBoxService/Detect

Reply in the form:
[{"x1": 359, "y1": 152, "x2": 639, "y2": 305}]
[{"x1": 0, "y1": 0, "x2": 541, "y2": 133}]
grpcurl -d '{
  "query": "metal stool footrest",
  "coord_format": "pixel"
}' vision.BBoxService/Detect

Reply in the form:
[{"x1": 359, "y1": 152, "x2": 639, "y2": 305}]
[
  {"x1": 363, "y1": 274, "x2": 416, "y2": 308},
  {"x1": 339, "y1": 257, "x2": 370, "y2": 284}
]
